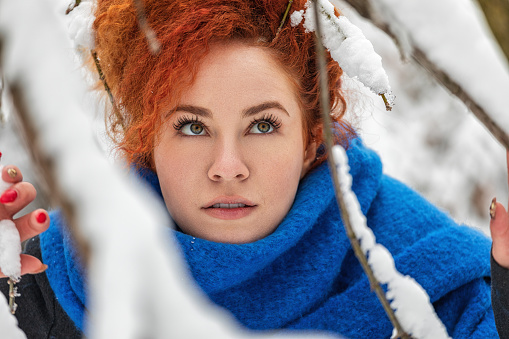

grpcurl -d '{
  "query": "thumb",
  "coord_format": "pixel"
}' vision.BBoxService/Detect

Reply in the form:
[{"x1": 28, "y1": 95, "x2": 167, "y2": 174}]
[{"x1": 490, "y1": 198, "x2": 509, "y2": 269}]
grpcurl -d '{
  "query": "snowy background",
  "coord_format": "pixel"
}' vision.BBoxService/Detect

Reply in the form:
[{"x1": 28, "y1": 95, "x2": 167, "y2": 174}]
[
  {"x1": 334, "y1": 0, "x2": 509, "y2": 234},
  {"x1": 1, "y1": 0, "x2": 508, "y2": 337},
  {"x1": 3, "y1": 0, "x2": 505, "y2": 232}
]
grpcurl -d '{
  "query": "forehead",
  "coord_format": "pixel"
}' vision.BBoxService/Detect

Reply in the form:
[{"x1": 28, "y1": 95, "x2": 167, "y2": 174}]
[{"x1": 177, "y1": 42, "x2": 300, "y2": 109}]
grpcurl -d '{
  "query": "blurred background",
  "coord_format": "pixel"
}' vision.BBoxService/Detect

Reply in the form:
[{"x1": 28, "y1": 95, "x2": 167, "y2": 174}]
[{"x1": 0, "y1": 0, "x2": 507, "y2": 235}]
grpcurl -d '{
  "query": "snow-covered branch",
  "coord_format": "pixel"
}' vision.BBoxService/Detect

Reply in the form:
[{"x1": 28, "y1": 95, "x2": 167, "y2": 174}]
[
  {"x1": 311, "y1": 1, "x2": 450, "y2": 337},
  {"x1": 293, "y1": 0, "x2": 394, "y2": 110},
  {"x1": 331, "y1": 145, "x2": 450, "y2": 339},
  {"x1": 338, "y1": 0, "x2": 509, "y2": 151},
  {"x1": 0, "y1": 0, "x2": 337, "y2": 338},
  {"x1": 310, "y1": 3, "x2": 407, "y2": 337}
]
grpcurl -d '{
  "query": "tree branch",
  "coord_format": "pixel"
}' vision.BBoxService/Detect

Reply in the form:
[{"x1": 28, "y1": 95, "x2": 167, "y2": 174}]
[
  {"x1": 341, "y1": 0, "x2": 509, "y2": 151},
  {"x1": 7, "y1": 80, "x2": 90, "y2": 266},
  {"x1": 312, "y1": 2, "x2": 413, "y2": 338},
  {"x1": 91, "y1": 50, "x2": 125, "y2": 132}
]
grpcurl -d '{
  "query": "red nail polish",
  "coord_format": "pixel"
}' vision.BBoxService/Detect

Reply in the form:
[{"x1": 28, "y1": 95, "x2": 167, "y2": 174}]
[
  {"x1": 36, "y1": 212, "x2": 47, "y2": 224},
  {"x1": 0, "y1": 189, "x2": 17, "y2": 203}
]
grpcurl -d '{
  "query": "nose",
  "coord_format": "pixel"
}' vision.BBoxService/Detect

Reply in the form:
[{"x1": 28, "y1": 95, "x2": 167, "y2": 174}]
[{"x1": 207, "y1": 140, "x2": 249, "y2": 182}]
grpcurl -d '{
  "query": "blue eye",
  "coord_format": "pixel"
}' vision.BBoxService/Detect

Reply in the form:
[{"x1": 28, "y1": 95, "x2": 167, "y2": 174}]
[
  {"x1": 181, "y1": 122, "x2": 206, "y2": 135},
  {"x1": 250, "y1": 121, "x2": 274, "y2": 134}
]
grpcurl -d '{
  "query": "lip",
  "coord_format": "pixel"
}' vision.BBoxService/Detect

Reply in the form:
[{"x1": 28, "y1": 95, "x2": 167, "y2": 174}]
[
  {"x1": 202, "y1": 196, "x2": 257, "y2": 220},
  {"x1": 203, "y1": 196, "x2": 256, "y2": 209}
]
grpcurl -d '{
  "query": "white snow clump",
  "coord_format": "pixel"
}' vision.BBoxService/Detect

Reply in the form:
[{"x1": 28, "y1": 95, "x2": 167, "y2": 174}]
[
  {"x1": 0, "y1": 220, "x2": 21, "y2": 281},
  {"x1": 66, "y1": 0, "x2": 96, "y2": 50},
  {"x1": 0, "y1": 165, "x2": 22, "y2": 281},
  {"x1": 291, "y1": 0, "x2": 393, "y2": 102},
  {"x1": 332, "y1": 145, "x2": 450, "y2": 339},
  {"x1": 0, "y1": 293, "x2": 26, "y2": 339}
]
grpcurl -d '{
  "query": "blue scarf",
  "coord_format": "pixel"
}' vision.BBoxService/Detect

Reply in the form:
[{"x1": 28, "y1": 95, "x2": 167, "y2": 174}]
[{"x1": 39, "y1": 139, "x2": 497, "y2": 338}]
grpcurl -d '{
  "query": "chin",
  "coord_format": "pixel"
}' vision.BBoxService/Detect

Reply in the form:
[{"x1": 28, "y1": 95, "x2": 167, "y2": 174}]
[{"x1": 185, "y1": 224, "x2": 278, "y2": 244}]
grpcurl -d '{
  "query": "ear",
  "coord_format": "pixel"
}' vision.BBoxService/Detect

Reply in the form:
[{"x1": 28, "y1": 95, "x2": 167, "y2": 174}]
[
  {"x1": 301, "y1": 142, "x2": 317, "y2": 177},
  {"x1": 301, "y1": 127, "x2": 321, "y2": 178}
]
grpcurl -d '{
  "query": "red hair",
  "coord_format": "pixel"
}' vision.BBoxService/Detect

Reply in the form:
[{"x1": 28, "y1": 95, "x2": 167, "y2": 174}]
[{"x1": 93, "y1": 0, "x2": 355, "y2": 169}]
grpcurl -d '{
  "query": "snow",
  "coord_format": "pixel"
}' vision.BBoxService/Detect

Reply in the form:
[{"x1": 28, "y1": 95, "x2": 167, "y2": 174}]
[
  {"x1": 0, "y1": 220, "x2": 21, "y2": 281},
  {"x1": 372, "y1": 0, "x2": 509, "y2": 136},
  {"x1": 66, "y1": 0, "x2": 96, "y2": 50},
  {"x1": 0, "y1": 0, "x2": 506, "y2": 337},
  {"x1": 0, "y1": 165, "x2": 22, "y2": 281},
  {"x1": 332, "y1": 145, "x2": 450, "y2": 339},
  {"x1": 292, "y1": 0, "x2": 393, "y2": 100},
  {"x1": 328, "y1": 0, "x2": 508, "y2": 233},
  {"x1": 0, "y1": 1, "x2": 337, "y2": 338},
  {"x1": 0, "y1": 293, "x2": 26, "y2": 339}
]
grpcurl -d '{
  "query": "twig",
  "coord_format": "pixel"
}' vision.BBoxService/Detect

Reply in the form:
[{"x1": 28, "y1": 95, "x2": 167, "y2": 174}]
[
  {"x1": 381, "y1": 93, "x2": 392, "y2": 111},
  {"x1": 342, "y1": 0, "x2": 509, "y2": 152},
  {"x1": 65, "y1": 0, "x2": 81, "y2": 15},
  {"x1": 275, "y1": 0, "x2": 294, "y2": 39},
  {"x1": 91, "y1": 50, "x2": 125, "y2": 131},
  {"x1": 7, "y1": 279, "x2": 18, "y2": 314},
  {"x1": 8, "y1": 81, "x2": 90, "y2": 266},
  {"x1": 412, "y1": 48, "x2": 509, "y2": 150},
  {"x1": 311, "y1": 2, "x2": 412, "y2": 338},
  {"x1": 132, "y1": 0, "x2": 161, "y2": 54}
]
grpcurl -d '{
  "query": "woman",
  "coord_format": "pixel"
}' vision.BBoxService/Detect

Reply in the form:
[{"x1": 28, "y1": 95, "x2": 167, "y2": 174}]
[{"x1": 1, "y1": 0, "x2": 508, "y2": 337}]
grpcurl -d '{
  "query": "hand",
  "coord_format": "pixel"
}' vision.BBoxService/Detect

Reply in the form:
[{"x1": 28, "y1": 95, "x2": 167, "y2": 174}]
[
  {"x1": 0, "y1": 165, "x2": 49, "y2": 278},
  {"x1": 490, "y1": 151, "x2": 509, "y2": 269}
]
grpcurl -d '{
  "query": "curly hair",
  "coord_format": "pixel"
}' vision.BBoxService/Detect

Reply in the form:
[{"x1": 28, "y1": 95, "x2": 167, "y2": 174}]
[{"x1": 93, "y1": 0, "x2": 355, "y2": 170}]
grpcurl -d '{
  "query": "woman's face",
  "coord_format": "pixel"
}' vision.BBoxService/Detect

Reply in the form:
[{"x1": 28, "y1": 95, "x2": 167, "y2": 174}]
[{"x1": 153, "y1": 42, "x2": 316, "y2": 243}]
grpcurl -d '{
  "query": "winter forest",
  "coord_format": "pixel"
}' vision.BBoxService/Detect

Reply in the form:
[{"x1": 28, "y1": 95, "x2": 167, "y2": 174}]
[{"x1": 0, "y1": 0, "x2": 508, "y2": 338}]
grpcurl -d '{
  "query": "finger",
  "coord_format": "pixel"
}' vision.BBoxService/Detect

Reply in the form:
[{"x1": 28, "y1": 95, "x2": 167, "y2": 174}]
[
  {"x1": 0, "y1": 254, "x2": 47, "y2": 278},
  {"x1": 490, "y1": 200, "x2": 509, "y2": 268},
  {"x1": 1, "y1": 165, "x2": 23, "y2": 185},
  {"x1": 0, "y1": 182, "x2": 37, "y2": 217},
  {"x1": 14, "y1": 209, "x2": 50, "y2": 242}
]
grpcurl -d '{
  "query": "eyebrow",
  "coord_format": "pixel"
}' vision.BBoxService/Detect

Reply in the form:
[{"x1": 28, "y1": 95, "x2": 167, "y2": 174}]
[
  {"x1": 170, "y1": 105, "x2": 212, "y2": 118},
  {"x1": 242, "y1": 101, "x2": 290, "y2": 117},
  {"x1": 171, "y1": 101, "x2": 290, "y2": 118}
]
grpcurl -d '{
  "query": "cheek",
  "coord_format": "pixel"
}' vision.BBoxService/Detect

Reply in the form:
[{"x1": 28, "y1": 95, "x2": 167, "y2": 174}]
[
  {"x1": 153, "y1": 143, "x2": 202, "y2": 207},
  {"x1": 251, "y1": 136, "x2": 305, "y2": 199}
]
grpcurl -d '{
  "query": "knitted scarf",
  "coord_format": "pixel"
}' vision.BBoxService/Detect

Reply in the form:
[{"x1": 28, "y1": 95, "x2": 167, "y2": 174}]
[{"x1": 39, "y1": 139, "x2": 497, "y2": 338}]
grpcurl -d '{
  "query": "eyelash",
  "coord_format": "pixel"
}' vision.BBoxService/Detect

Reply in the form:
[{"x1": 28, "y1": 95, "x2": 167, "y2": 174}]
[
  {"x1": 172, "y1": 116, "x2": 207, "y2": 133},
  {"x1": 247, "y1": 114, "x2": 282, "y2": 133},
  {"x1": 172, "y1": 114, "x2": 283, "y2": 135}
]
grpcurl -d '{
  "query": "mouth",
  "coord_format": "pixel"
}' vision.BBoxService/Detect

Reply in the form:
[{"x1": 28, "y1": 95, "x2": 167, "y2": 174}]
[
  {"x1": 203, "y1": 197, "x2": 256, "y2": 220},
  {"x1": 210, "y1": 203, "x2": 248, "y2": 209}
]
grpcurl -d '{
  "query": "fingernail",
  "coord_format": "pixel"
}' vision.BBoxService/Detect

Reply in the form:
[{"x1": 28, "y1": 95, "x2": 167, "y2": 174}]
[
  {"x1": 36, "y1": 212, "x2": 47, "y2": 224},
  {"x1": 7, "y1": 168, "x2": 17, "y2": 179},
  {"x1": 490, "y1": 197, "x2": 497, "y2": 220},
  {"x1": 32, "y1": 264, "x2": 48, "y2": 275},
  {"x1": 0, "y1": 189, "x2": 17, "y2": 203}
]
